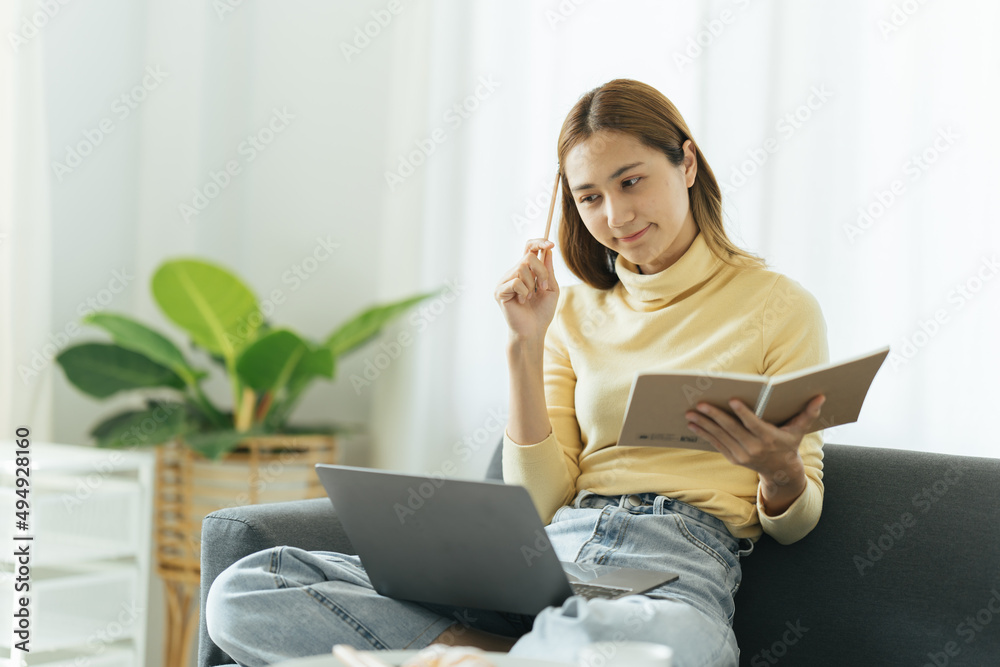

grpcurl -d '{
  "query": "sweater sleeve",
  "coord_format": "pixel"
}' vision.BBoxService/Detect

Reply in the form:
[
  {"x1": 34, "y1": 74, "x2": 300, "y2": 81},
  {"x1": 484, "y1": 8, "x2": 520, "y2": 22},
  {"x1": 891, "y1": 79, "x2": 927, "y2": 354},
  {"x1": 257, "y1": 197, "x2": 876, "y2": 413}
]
[
  {"x1": 502, "y1": 292, "x2": 582, "y2": 525},
  {"x1": 756, "y1": 275, "x2": 830, "y2": 545}
]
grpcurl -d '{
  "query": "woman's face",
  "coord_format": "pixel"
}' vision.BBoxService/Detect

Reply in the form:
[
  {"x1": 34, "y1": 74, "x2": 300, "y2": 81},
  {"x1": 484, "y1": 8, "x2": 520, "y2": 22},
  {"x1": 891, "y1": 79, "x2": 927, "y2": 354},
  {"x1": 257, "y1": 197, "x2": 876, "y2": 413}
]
[{"x1": 564, "y1": 130, "x2": 698, "y2": 275}]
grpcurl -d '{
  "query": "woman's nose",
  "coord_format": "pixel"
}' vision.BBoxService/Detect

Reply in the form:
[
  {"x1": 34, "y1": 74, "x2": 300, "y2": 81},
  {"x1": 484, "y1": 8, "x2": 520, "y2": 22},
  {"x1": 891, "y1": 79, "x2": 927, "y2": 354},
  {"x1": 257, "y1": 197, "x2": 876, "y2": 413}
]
[{"x1": 604, "y1": 195, "x2": 634, "y2": 228}]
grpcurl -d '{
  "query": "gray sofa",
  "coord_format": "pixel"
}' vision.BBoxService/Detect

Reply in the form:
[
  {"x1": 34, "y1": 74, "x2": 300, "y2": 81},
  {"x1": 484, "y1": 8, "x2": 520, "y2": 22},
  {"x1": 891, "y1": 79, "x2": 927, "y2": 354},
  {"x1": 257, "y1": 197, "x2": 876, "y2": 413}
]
[{"x1": 199, "y1": 442, "x2": 1000, "y2": 666}]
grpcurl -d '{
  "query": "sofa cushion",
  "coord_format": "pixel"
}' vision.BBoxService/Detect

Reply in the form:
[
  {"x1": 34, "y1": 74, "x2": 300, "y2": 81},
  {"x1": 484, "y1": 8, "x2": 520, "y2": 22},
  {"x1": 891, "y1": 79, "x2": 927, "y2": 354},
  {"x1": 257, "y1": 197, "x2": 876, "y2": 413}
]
[{"x1": 734, "y1": 444, "x2": 1000, "y2": 665}]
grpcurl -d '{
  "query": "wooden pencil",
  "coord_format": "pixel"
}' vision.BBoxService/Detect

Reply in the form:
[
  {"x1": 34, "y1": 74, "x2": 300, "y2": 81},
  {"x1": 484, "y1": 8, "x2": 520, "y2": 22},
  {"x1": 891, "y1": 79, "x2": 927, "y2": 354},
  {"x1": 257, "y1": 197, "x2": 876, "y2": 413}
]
[{"x1": 535, "y1": 169, "x2": 561, "y2": 290}]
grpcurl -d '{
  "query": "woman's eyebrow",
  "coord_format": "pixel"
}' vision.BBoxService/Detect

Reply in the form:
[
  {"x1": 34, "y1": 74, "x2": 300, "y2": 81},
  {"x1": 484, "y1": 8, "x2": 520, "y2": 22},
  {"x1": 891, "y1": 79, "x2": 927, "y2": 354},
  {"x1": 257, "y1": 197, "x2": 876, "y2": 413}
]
[{"x1": 570, "y1": 162, "x2": 645, "y2": 192}]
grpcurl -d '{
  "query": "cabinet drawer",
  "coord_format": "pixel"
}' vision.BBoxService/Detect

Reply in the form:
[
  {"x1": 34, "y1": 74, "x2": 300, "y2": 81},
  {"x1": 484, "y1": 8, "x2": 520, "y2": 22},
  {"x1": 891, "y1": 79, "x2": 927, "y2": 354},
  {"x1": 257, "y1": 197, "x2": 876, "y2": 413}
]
[
  {"x1": 0, "y1": 476, "x2": 141, "y2": 565},
  {"x1": 0, "y1": 564, "x2": 140, "y2": 652}
]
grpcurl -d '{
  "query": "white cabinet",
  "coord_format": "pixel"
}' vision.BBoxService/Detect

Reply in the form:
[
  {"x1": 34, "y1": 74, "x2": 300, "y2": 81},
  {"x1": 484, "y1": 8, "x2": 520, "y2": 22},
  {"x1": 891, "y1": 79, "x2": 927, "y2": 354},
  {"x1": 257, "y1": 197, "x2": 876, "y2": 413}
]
[{"x1": 0, "y1": 442, "x2": 153, "y2": 667}]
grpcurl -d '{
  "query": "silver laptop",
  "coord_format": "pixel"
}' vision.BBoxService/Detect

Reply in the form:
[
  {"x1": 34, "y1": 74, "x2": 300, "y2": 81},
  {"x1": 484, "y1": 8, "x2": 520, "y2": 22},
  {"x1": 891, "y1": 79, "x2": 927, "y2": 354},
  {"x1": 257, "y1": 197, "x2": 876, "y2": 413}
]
[{"x1": 315, "y1": 464, "x2": 679, "y2": 616}]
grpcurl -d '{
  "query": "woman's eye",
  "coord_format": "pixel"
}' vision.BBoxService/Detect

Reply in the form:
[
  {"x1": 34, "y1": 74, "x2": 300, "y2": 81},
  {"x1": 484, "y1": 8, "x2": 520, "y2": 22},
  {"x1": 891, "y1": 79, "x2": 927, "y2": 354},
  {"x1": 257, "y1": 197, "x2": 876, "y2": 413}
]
[{"x1": 579, "y1": 178, "x2": 639, "y2": 204}]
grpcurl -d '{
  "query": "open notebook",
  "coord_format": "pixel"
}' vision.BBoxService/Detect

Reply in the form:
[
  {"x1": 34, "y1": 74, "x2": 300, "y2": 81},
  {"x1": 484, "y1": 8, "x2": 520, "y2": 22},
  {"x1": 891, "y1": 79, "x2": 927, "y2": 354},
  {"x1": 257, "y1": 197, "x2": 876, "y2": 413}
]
[{"x1": 616, "y1": 345, "x2": 890, "y2": 451}]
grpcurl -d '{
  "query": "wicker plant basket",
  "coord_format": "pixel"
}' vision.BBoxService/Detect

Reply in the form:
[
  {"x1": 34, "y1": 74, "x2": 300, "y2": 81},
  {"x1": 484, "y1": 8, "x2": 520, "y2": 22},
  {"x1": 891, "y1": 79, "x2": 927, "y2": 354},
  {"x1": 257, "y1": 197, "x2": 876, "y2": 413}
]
[{"x1": 154, "y1": 434, "x2": 337, "y2": 667}]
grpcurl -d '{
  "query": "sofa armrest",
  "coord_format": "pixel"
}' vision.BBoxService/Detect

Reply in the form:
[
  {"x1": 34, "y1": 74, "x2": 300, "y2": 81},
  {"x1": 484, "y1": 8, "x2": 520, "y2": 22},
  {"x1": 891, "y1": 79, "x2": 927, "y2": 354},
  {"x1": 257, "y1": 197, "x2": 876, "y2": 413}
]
[{"x1": 198, "y1": 497, "x2": 354, "y2": 667}]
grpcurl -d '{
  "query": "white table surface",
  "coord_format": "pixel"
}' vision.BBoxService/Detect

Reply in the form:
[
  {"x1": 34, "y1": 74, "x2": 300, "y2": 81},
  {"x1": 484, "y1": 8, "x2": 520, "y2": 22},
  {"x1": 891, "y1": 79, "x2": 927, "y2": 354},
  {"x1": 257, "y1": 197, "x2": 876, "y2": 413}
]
[{"x1": 273, "y1": 649, "x2": 574, "y2": 666}]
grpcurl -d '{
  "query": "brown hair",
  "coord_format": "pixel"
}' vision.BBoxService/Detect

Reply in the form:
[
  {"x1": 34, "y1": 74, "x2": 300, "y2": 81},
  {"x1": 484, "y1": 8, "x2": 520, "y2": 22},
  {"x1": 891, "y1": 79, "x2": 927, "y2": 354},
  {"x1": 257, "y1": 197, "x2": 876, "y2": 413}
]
[{"x1": 556, "y1": 78, "x2": 766, "y2": 290}]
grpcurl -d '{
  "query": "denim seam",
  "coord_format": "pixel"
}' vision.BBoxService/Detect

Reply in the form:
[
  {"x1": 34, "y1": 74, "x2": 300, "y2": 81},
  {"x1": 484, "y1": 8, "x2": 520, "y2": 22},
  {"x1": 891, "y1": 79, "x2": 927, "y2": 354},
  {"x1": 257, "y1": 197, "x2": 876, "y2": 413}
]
[
  {"x1": 267, "y1": 547, "x2": 390, "y2": 650},
  {"x1": 671, "y1": 515, "x2": 730, "y2": 572},
  {"x1": 596, "y1": 508, "x2": 634, "y2": 565},
  {"x1": 571, "y1": 505, "x2": 613, "y2": 563},
  {"x1": 299, "y1": 586, "x2": 391, "y2": 650}
]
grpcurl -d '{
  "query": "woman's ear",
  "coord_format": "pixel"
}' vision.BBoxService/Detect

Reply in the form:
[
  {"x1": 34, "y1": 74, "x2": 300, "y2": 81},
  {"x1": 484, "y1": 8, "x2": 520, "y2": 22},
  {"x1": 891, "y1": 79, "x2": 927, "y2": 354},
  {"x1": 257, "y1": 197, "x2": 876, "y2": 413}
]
[{"x1": 682, "y1": 139, "x2": 697, "y2": 188}]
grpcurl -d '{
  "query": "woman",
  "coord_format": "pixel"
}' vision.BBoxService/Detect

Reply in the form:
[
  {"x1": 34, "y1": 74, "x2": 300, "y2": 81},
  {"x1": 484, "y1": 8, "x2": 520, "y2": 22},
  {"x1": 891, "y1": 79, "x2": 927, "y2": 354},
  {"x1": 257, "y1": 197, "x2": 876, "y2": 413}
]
[
  {"x1": 206, "y1": 79, "x2": 828, "y2": 667},
  {"x1": 493, "y1": 78, "x2": 828, "y2": 665}
]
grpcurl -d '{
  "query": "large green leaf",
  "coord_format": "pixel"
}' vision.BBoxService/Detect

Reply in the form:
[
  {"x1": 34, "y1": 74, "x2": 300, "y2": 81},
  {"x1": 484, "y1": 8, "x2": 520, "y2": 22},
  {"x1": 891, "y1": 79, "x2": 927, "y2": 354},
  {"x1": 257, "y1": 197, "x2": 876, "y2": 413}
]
[
  {"x1": 262, "y1": 343, "x2": 336, "y2": 430},
  {"x1": 236, "y1": 329, "x2": 308, "y2": 394},
  {"x1": 324, "y1": 290, "x2": 439, "y2": 359},
  {"x1": 57, "y1": 343, "x2": 186, "y2": 398},
  {"x1": 288, "y1": 344, "x2": 335, "y2": 389},
  {"x1": 89, "y1": 403, "x2": 189, "y2": 448},
  {"x1": 151, "y1": 259, "x2": 260, "y2": 359},
  {"x1": 83, "y1": 312, "x2": 200, "y2": 383}
]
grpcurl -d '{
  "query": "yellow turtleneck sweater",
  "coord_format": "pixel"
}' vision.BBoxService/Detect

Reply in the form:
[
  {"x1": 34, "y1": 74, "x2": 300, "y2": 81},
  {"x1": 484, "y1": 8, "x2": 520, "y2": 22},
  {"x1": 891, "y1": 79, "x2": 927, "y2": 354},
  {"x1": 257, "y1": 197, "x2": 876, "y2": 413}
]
[{"x1": 502, "y1": 230, "x2": 829, "y2": 545}]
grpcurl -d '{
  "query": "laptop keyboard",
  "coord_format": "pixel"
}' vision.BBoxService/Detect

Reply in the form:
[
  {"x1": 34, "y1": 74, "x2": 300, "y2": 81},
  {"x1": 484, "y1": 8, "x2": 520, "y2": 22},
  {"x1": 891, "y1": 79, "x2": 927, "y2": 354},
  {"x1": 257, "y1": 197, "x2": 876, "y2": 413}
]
[{"x1": 569, "y1": 582, "x2": 633, "y2": 600}]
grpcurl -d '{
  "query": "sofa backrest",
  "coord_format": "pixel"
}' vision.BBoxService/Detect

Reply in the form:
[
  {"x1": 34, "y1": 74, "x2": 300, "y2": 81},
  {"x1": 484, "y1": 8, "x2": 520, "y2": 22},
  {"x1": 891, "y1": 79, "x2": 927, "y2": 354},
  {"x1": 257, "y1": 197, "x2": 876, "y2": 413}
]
[{"x1": 487, "y1": 441, "x2": 1000, "y2": 666}]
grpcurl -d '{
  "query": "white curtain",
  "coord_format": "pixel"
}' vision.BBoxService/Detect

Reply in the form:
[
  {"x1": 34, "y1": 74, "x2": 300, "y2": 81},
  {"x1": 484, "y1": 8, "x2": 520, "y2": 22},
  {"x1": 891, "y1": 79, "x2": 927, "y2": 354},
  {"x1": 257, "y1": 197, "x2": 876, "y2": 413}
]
[
  {"x1": 0, "y1": 0, "x2": 54, "y2": 442},
  {"x1": 371, "y1": 0, "x2": 1000, "y2": 468},
  {"x1": 3, "y1": 0, "x2": 998, "y2": 472}
]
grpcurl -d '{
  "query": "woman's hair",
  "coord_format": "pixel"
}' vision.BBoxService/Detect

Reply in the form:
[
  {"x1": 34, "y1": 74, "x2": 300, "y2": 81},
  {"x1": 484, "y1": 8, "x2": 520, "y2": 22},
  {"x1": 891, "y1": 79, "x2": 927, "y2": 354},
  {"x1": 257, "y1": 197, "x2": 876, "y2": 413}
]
[{"x1": 556, "y1": 78, "x2": 766, "y2": 290}]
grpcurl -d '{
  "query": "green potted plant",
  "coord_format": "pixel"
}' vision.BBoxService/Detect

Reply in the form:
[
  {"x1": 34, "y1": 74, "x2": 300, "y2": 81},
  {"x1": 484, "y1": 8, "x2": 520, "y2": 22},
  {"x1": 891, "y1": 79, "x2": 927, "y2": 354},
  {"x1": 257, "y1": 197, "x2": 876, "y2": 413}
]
[
  {"x1": 55, "y1": 257, "x2": 440, "y2": 667},
  {"x1": 55, "y1": 257, "x2": 438, "y2": 459}
]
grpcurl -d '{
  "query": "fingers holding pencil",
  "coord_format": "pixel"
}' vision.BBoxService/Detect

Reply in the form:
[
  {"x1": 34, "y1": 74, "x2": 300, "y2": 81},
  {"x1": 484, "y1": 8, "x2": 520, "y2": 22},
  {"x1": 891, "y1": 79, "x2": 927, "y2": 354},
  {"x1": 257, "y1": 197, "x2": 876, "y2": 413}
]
[
  {"x1": 493, "y1": 168, "x2": 562, "y2": 341},
  {"x1": 500, "y1": 239, "x2": 555, "y2": 304},
  {"x1": 494, "y1": 238, "x2": 559, "y2": 340}
]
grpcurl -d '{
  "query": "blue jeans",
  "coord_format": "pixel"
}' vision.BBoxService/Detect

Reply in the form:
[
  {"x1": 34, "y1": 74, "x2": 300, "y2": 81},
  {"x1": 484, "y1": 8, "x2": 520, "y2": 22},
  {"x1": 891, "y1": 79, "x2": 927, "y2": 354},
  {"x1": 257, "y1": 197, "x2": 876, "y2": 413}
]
[{"x1": 206, "y1": 489, "x2": 750, "y2": 667}]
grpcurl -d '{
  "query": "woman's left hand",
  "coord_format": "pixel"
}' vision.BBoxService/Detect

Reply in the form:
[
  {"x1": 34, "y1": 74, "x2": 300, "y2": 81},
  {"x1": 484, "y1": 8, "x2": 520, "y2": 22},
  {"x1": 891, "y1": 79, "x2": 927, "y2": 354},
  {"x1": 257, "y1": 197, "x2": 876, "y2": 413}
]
[{"x1": 684, "y1": 394, "x2": 826, "y2": 513}]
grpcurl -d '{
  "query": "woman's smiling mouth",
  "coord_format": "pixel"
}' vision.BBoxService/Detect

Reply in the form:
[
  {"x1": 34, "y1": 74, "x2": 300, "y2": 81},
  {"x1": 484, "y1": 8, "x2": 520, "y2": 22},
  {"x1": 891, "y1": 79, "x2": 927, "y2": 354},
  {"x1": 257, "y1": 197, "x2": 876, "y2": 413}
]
[{"x1": 618, "y1": 224, "x2": 651, "y2": 243}]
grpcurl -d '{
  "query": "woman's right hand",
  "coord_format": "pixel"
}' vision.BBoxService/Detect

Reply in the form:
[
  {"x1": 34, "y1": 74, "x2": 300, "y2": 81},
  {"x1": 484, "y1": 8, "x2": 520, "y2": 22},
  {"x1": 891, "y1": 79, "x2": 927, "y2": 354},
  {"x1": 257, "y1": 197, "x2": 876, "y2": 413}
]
[{"x1": 494, "y1": 239, "x2": 560, "y2": 342}]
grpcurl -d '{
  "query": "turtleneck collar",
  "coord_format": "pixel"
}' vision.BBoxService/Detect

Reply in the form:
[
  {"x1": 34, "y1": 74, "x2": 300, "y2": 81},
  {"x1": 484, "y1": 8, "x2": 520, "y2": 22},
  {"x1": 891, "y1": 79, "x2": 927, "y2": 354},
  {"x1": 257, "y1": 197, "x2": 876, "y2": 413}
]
[{"x1": 613, "y1": 230, "x2": 724, "y2": 309}]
